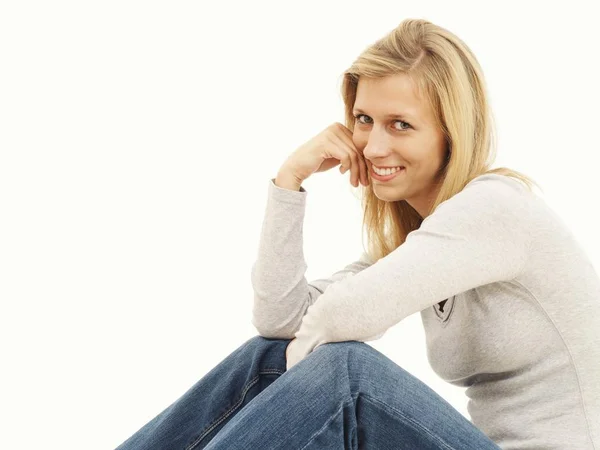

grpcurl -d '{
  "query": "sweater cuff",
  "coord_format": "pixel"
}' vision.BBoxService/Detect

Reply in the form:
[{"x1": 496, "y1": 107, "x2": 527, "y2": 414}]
[{"x1": 268, "y1": 178, "x2": 307, "y2": 206}]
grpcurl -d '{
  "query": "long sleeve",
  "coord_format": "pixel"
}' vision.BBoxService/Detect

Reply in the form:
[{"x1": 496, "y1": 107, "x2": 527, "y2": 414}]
[
  {"x1": 250, "y1": 178, "x2": 376, "y2": 339},
  {"x1": 286, "y1": 174, "x2": 534, "y2": 370}
]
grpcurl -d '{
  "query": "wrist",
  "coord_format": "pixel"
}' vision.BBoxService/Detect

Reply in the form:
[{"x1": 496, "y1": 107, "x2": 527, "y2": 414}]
[{"x1": 275, "y1": 170, "x2": 303, "y2": 191}]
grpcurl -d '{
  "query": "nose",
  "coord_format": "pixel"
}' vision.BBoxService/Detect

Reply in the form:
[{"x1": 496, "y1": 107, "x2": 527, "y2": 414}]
[
  {"x1": 360, "y1": 129, "x2": 394, "y2": 162},
  {"x1": 362, "y1": 144, "x2": 393, "y2": 163}
]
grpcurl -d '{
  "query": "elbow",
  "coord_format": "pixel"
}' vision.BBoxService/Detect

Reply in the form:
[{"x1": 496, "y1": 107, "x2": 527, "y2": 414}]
[
  {"x1": 251, "y1": 314, "x2": 299, "y2": 340},
  {"x1": 252, "y1": 320, "x2": 297, "y2": 340},
  {"x1": 250, "y1": 286, "x2": 311, "y2": 339}
]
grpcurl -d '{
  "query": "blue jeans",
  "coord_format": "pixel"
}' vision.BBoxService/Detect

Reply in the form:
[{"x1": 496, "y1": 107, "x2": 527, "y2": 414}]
[{"x1": 115, "y1": 335, "x2": 501, "y2": 449}]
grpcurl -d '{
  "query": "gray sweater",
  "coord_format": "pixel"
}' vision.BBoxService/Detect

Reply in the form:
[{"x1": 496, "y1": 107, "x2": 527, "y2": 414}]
[{"x1": 250, "y1": 173, "x2": 600, "y2": 449}]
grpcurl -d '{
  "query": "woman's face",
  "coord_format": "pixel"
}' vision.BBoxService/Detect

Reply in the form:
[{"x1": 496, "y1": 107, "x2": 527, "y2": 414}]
[{"x1": 352, "y1": 73, "x2": 448, "y2": 218}]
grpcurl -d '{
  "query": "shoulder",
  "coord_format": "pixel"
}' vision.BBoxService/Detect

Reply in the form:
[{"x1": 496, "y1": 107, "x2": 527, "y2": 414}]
[
  {"x1": 443, "y1": 173, "x2": 531, "y2": 211},
  {"x1": 423, "y1": 173, "x2": 535, "y2": 232},
  {"x1": 405, "y1": 173, "x2": 535, "y2": 279},
  {"x1": 464, "y1": 173, "x2": 532, "y2": 197}
]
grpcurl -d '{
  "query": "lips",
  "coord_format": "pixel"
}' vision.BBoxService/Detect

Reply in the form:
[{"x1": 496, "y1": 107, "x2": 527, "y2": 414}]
[
  {"x1": 372, "y1": 165, "x2": 404, "y2": 170},
  {"x1": 372, "y1": 166, "x2": 404, "y2": 175},
  {"x1": 370, "y1": 166, "x2": 405, "y2": 181}
]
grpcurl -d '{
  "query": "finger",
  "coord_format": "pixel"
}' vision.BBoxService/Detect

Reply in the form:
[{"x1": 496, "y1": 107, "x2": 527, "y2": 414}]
[
  {"x1": 331, "y1": 129, "x2": 359, "y2": 186},
  {"x1": 330, "y1": 132, "x2": 359, "y2": 187},
  {"x1": 336, "y1": 124, "x2": 368, "y2": 186},
  {"x1": 327, "y1": 135, "x2": 354, "y2": 182}
]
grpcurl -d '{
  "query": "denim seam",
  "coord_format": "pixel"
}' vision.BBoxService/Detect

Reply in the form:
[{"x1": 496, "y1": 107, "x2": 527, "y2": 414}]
[
  {"x1": 298, "y1": 399, "x2": 354, "y2": 450},
  {"x1": 359, "y1": 393, "x2": 457, "y2": 450},
  {"x1": 185, "y1": 369, "x2": 285, "y2": 450}
]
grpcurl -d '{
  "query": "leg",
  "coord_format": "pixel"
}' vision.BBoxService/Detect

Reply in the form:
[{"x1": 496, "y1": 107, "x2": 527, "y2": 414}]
[
  {"x1": 115, "y1": 335, "x2": 290, "y2": 450},
  {"x1": 203, "y1": 341, "x2": 501, "y2": 450}
]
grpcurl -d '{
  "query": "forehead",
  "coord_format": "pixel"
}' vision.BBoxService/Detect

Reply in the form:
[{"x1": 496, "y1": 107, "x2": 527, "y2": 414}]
[{"x1": 354, "y1": 74, "x2": 427, "y2": 122}]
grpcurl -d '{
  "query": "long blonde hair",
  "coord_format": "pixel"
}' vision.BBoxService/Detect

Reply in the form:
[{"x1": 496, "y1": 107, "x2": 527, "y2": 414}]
[{"x1": 339, "y1": 18, "x2": 542, "y2": 262}]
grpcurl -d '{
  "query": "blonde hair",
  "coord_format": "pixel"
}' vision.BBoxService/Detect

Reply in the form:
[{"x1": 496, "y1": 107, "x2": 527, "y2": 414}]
[{"x1": 339, "y1": 18, "x2": 542, "y2": 262}]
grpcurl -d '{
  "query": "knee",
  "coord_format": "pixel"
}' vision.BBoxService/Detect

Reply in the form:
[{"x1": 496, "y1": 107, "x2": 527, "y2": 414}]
[
  {"x1": 291, "y1": 341, "x2": 367, "y2": 396},
  {"x1": 315, "y1": 340, "x2": 367, "y2": 357},
  {"x1": 308, "y1": 341, "x2": 386, "y2": 379},
  {"x1": 243, "y1": 334, "x2": 291, "y2": 352},
  {"x1": 304, "y1": 340, "x2": 367, "y2": 373}
]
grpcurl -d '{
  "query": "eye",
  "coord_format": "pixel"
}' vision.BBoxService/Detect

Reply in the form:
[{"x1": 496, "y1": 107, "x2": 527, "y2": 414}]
[{"x1": 353, "y1": 114, "x2": 411, "y2": 131}]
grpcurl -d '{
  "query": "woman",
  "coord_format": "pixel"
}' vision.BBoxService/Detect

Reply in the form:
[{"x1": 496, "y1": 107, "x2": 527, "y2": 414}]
[{"x1": 116, "y1": 18, "x2": 600, "y2": 449}]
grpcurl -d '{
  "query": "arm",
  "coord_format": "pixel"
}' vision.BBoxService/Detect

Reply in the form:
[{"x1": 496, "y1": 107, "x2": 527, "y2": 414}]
[
  {"x1": 286, "y1": 174, "x2": 533, "y2": 369},
  {"x1": 251, "y1": 178, "x2": 375, "y2": 338}
]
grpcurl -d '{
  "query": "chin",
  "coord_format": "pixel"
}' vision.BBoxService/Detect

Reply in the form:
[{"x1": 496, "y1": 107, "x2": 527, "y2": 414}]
[{"x1": 373, "y1": 189, "x2": 405, "y2": 203}]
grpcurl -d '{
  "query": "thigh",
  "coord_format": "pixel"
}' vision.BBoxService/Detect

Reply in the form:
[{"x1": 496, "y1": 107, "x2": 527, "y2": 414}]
[
  {"x1": 334, "y1": 342, "x2": 500, "y2": 450},
  {"x1": 204, "y1": 340, "x2": 500, "y2": 450}
]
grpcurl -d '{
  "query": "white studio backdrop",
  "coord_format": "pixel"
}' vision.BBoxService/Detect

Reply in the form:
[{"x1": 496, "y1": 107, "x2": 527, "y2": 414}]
[{"x1": 1, "y1": 1, "x2": 598, "y2": 449}]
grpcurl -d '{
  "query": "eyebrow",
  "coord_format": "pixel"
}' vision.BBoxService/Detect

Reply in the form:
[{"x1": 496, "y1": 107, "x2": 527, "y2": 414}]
[{"x1": 352, "y1": 108, "x2": 417, "y2": 122}]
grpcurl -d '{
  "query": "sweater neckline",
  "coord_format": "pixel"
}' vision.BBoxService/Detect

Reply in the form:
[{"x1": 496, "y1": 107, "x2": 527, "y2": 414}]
[{"x1": 433, "y1": 296, "x2": 456, "y2": 322}]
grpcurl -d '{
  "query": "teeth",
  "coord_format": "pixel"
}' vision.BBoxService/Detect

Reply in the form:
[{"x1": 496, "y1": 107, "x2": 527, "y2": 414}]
[{"x1": 373, "y1": 166, "x2": 403, "y2": 176}]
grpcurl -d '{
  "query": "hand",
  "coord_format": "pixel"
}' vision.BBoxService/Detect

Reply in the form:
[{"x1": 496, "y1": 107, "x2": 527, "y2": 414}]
[
  {"x1": 285, "y1": 337, "x2": 296, "y2": 363},
  {"x1": 278, "y1": 122, "x2": 369, "y2": 189}
]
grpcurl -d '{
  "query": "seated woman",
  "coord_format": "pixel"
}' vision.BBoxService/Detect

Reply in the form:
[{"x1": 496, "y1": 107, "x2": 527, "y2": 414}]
[{"x1": 116, "y1": 18, "x2": 600, "y2": 450}]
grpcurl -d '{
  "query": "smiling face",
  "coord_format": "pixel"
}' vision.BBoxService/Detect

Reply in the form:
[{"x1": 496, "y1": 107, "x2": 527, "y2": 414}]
[{"x1": 352, "y1": 73, "x2": 448, "y2": 218}]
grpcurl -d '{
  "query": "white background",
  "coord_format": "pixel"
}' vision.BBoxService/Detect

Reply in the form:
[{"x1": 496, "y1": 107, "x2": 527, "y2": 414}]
[{"x1": 1, "y1": 1, "x2": 599, "y2": 449}]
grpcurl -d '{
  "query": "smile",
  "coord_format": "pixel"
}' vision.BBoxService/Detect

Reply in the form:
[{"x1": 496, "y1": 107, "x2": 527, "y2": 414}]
[{"x1": 371, "y1": 166, "x2": 405, "y2": 182}]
